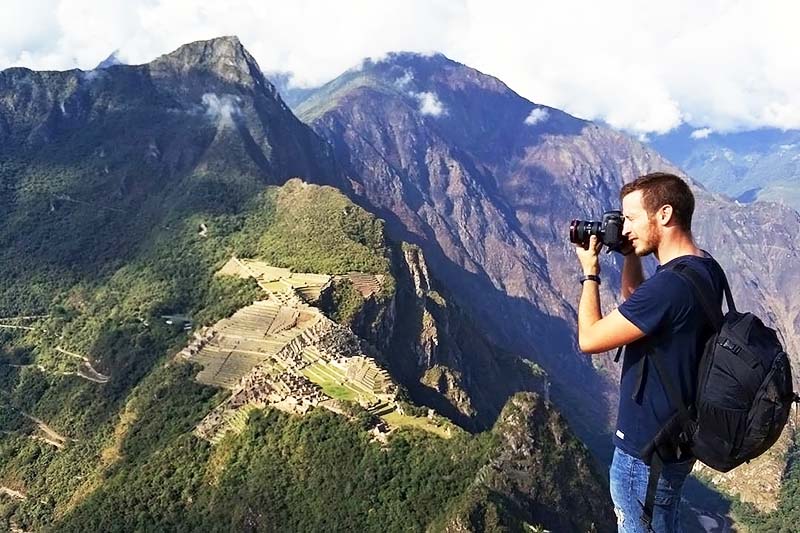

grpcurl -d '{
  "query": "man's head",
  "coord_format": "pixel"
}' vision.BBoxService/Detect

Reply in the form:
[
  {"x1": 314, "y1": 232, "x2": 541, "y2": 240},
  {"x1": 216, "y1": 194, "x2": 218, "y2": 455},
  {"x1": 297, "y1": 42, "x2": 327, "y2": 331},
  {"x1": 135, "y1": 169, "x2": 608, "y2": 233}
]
[{"x1": 619, "y1": 172, "x2": 695, "y2": 257}]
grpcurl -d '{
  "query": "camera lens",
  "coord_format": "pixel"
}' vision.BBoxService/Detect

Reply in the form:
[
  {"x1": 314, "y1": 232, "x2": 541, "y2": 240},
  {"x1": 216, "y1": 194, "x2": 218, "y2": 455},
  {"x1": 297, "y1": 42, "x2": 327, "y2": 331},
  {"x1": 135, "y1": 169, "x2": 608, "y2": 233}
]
[{"x1": 570, "y1": 220, "x2": 600, "y2": 249}]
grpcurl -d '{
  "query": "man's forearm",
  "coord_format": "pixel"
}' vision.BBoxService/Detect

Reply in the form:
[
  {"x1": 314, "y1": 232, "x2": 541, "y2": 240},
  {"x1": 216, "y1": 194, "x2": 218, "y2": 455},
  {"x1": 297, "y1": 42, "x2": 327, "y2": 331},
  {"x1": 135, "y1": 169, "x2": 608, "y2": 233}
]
[
  {"x1": 578, "y1": 280, "x2": 602, "y2": 346},
  {"x1": 621, "y1": 254, "x2": 644, "y2": 299}
]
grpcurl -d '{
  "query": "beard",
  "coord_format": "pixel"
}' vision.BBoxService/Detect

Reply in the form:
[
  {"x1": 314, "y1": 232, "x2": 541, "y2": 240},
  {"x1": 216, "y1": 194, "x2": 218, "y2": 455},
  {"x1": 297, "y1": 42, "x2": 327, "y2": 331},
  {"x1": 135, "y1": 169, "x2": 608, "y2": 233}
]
[{"x1": 634, "y1": 218, "x2": 661, "y2": 257}]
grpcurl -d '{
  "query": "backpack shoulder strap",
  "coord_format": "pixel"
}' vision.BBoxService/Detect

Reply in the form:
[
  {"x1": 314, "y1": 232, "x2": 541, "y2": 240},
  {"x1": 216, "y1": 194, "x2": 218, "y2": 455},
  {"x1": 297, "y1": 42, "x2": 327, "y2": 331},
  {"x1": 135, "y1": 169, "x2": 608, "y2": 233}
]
[
  {"x1": 695, "y1": 251, "x2": 736, "y2": 313},
  {"x1": 638, "y1": 346, "x2": 695, "y2": 532},
  {"x1": 669, "y1": 265, "x2": 724, "y2": 329},
  {"x1": 640, "y1": 451, "x2": 665, "y2": 532},
  {"x1": 647, "y1": 345, "x2": 694, "y2": 425},
  {"x1": 667, "y1": 252, "x2": 735, "y2": 328}
]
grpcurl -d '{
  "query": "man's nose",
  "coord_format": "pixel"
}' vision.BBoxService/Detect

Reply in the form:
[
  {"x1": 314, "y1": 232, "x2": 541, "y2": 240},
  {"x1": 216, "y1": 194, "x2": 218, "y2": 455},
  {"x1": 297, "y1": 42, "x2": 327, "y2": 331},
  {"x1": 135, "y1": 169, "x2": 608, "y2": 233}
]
[{"x1": 622, "y1": 219, "x2": 631, "y2": 235}]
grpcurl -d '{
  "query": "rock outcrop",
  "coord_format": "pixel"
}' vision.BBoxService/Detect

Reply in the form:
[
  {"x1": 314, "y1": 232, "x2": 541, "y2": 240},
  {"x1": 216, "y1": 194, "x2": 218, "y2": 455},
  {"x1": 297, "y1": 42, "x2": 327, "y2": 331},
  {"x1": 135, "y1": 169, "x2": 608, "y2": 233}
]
[{"x1": 434, "y1": 392, "x2": 616, "y2": 532}]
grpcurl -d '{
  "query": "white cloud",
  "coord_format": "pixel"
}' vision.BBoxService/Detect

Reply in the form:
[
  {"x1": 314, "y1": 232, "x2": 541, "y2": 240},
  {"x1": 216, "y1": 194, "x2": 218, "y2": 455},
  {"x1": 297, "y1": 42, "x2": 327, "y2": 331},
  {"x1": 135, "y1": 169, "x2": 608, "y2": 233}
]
[
  {"x1": 524, "y1": 108, "x2": 549, "y2": 126},
  {"x1": 201, "y1": 93, "x2": 241, "y2": 127},
  {"x1": 690, "y1": 127, "x2": 713, "y2": 139},
  {"x1": 1, "y1": 1, "x2": 799, "y2": 135},
  {"x1": 412, "y1": 91, "x2": 445, "y2": 116}
]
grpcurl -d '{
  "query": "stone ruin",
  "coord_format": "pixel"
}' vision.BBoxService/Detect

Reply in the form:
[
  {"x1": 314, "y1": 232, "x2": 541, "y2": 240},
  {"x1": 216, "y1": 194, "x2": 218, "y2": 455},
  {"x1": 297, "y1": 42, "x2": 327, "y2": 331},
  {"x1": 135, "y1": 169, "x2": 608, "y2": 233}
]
[{"x1": 190, "y1": 257, "x2": 400, "y2": 443}]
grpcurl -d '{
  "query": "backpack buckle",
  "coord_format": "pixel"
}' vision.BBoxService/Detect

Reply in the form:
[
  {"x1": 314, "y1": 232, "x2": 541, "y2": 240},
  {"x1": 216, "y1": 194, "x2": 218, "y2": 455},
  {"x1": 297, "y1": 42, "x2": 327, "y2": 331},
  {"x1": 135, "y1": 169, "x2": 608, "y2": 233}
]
[{"x1": 719, "y1": 338, "x2": 741, "y2": 354}]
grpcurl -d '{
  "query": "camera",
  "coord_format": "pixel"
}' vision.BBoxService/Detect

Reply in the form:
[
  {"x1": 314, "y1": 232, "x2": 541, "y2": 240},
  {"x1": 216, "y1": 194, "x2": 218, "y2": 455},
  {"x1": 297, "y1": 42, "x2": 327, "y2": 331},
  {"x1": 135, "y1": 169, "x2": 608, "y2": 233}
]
[{"x1": 569, "y1": 210, "x2": 629, "y2": 253}]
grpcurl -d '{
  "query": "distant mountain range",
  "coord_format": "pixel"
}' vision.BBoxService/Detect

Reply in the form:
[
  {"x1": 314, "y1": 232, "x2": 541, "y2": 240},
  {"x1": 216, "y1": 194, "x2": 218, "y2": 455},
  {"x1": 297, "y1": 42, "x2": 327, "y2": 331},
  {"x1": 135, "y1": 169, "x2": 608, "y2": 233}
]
[{"x1": 651, "y1": 125, "x2": 800, "y2": 211}]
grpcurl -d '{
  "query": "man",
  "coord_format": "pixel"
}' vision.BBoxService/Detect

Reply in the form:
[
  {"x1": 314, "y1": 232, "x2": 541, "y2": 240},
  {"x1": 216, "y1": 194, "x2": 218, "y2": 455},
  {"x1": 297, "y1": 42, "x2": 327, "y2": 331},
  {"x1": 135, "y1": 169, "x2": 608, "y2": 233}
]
[{"x1": 575, "y1": 172, "x2": 725, "y2": 532}]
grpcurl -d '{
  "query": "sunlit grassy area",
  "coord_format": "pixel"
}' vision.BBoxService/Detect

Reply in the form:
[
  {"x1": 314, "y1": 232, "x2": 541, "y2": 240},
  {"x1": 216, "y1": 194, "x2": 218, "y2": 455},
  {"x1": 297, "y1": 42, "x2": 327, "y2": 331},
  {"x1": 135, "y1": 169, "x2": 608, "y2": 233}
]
[
  {"x1": 301, "y1": 362, "x2": 376, "y2": 402},
  {"x1": 381, "y1": 411, "x2": 455, "y2": 439}
]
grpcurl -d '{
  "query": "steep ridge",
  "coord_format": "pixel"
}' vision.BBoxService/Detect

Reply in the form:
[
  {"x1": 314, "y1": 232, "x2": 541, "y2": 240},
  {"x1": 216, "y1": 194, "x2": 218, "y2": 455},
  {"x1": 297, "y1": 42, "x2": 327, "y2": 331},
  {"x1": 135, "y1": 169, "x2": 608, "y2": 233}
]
[
  {"x1": 433, "y1": 392, "x2": 615, "y2": 531},
  {"x1": 0, "y1": 36, "x2": 339, "y2": 316},
  {"x1": 349, "y1": 242, "x2": 546, "y2": 431},
  {"x1": 296, "y1": 52, "x2": 800, "y2": 460}
]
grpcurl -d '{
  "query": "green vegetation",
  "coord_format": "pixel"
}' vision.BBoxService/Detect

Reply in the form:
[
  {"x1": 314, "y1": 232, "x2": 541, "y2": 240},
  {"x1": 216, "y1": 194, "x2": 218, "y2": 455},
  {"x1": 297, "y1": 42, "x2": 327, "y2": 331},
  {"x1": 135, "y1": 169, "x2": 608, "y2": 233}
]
[
  {"x1": 234, "y1": 180, "x2": 392, "y2": 278},
  {"x1": 0, "y1": 145, "x2": 396, "y2": 529},
  {"x1": 301, "y1": 362, "x2": 365, "y2": 402},
  {"x1": 47, "y1": 401, "x2": 495, "y2": 533},
  {"x1": 322, "y1": 277, "x2": 365, "y2": 326},
  {"x1": 382, "y1": 410, "x2": 456, "y2": 439},
  {"x1": 732, "y1": 430, "x2": 800, "y2": 532}
]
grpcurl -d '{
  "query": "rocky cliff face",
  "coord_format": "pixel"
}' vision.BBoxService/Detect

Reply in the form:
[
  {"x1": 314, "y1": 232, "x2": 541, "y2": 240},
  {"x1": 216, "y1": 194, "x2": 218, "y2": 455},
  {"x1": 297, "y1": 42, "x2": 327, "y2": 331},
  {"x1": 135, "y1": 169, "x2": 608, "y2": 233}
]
[
  {"x1": 0, "y1": 36, "x2": 336, "y2": 188},
  {"x1": 350, "y1": 242, "x2": 545, "y2": 431},
  {"x1": 295, "y1": 52, "x2": 800, "y2": 459},
  {"x1": 434, "y1": 392, "x2": 616, "y2": 532}
]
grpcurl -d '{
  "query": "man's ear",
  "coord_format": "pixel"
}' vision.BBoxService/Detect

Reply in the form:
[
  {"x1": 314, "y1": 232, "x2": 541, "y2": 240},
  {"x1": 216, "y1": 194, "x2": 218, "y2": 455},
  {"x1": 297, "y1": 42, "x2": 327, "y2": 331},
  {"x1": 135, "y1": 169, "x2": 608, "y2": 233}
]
[{"x1": 657, "y1": 204, "x2": 674, "y2": 226}]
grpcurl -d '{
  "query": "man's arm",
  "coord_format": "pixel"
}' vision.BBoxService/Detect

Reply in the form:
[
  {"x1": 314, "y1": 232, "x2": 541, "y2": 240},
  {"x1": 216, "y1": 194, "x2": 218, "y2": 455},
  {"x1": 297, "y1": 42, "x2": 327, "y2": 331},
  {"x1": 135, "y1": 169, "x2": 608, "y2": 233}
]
[
  {"x1": 578, "y1": 280, "x2": 646, "y2": 354},
  {"x1": 621, "y1": 254, "x2": 644, "y2": 300},
  {"x1": 575, "y1": 235, "x2": 647, "y2": 354}
]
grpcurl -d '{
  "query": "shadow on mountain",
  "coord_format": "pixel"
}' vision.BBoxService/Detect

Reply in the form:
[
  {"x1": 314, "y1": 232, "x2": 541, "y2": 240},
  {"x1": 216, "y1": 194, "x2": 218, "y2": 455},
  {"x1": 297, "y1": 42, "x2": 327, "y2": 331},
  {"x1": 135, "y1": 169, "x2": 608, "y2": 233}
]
[
  {"x1": 680, "y1": 476, "x2": 736, "y2": 532},
  {"x1": 346, "y1": 189, "x2": 616, "y2": 455}
]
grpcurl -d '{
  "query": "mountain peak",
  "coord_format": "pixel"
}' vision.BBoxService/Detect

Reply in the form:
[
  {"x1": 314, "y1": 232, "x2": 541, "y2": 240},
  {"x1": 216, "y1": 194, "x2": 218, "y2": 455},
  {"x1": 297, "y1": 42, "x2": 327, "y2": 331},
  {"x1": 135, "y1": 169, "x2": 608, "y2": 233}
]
[
  {"x1": 348, "y1": 50, "x2": 514, "y2": 100},
  {"x1": 96, "y1": 50, "x2": 124, "y2": 70},
  {"x1": 150, "y1": 36, "x2": 263, "y2": 87},
  {"x1": 369, "y1": 51, "x2": 451, "y2": 68}
]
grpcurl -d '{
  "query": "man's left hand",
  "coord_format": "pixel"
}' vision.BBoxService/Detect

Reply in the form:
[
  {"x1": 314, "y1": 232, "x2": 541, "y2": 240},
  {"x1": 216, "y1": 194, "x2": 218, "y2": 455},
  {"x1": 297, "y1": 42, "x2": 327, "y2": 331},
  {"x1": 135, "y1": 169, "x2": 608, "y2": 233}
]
[{"x1": 575, "y1": 235, "x2": 602, "y2": 276}]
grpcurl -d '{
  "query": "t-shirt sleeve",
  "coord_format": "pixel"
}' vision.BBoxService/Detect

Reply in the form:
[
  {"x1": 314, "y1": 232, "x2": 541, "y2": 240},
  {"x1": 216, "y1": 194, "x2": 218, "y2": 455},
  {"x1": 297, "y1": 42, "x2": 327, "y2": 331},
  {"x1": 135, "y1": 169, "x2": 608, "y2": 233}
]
[{"x1": 618, "y1": 271, "x2": 687, "y2": 336}]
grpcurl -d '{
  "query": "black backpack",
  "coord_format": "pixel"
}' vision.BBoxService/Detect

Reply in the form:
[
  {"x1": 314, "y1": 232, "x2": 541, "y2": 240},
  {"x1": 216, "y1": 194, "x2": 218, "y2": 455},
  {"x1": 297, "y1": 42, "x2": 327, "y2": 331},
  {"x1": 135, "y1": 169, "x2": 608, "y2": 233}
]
[{"x1": 617, "y1": 257, "x2": 798, "y2": 531}]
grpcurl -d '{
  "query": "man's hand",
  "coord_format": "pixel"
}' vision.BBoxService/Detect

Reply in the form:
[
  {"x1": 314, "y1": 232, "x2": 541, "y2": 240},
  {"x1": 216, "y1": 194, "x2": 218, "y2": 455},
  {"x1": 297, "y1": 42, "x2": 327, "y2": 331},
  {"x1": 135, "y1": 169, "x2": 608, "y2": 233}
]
[
  {"x1": 617, "y1": 235, "x2": 634, "y2": 257},
  {"x1": 575, "y1": 235, "x2": 602, "y2": 275},
  {"x1": 575, "y1": 234, "x2": 647, "y2": 353}
]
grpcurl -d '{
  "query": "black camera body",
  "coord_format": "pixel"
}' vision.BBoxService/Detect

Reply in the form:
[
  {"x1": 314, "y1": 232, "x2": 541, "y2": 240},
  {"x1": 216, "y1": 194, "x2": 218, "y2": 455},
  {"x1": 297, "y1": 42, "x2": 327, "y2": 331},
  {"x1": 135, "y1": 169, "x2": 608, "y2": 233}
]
[{"x1": 570, "y1": 210, "x2": 627, "y2": 252}]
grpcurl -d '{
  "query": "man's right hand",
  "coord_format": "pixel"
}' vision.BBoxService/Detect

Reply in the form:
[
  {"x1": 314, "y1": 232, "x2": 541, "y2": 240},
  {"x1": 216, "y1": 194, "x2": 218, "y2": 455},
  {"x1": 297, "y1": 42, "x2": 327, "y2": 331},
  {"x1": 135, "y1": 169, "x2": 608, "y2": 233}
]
[{"x1": 617, "y1": 236, "x2": 634, "y2": 257}]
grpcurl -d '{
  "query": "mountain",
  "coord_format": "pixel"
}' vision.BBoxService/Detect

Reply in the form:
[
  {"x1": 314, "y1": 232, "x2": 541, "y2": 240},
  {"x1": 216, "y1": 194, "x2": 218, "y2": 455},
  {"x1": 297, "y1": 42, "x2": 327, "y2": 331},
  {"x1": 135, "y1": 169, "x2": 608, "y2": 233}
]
[
  {"x1": 294, "y1": 52, "x2": 616, "y2": 449},
  {"x1": 95, "y1": 51, "x2": 124, "y2": 70},
  {"x1": 651, "y1": 125, "x2": 800, "y2": 211},
  {"x1": 0, "y1": 36, "x2": 338, "y2": 313},
  {"x1": 293, "y1": 51, "x2": 800, "y2": 525},
  {"x1": 0, "y1": 37, "x2": 614, "y2": 532},
  {"x1": 266, "y1": 70, "x2": 318, "y2": 110},
  {"x1": 295, "y1": 50, "x2": 800, "y2": 431}
]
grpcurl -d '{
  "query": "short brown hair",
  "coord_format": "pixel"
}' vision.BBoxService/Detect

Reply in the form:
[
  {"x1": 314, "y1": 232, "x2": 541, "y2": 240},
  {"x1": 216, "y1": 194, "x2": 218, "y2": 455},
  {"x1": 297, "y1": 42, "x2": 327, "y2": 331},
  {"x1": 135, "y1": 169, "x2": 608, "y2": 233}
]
[{"x1": 620, "y1": 172, "x2": 695, "y2": 232}]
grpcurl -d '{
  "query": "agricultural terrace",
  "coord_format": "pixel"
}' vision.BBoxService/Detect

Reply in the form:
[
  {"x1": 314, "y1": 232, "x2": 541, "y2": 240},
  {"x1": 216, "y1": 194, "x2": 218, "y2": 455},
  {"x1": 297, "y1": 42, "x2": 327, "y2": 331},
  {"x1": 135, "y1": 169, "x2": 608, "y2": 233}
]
[
  {"x1": 186, "y1": 257, "x2": 448, "y2": 442},
  {"x1": 218, "y1": 257, "x2": 332, "y2": 304}
]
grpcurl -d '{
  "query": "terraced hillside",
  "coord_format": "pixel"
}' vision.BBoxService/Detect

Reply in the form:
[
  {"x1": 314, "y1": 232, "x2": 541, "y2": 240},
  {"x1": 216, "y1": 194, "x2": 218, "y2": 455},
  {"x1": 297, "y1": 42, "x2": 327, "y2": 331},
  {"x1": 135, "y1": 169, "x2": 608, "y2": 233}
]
[{"x1": 187, "y1": 257, "x2": 455, "y2": 444}]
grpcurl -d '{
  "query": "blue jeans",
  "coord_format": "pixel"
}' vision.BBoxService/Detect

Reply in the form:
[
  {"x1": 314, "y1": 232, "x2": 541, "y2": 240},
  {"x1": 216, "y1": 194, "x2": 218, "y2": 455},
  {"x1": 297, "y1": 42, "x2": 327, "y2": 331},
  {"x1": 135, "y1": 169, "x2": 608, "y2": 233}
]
[{"x1": 609, "y1": 447, "x2": 695, "y2": 532}]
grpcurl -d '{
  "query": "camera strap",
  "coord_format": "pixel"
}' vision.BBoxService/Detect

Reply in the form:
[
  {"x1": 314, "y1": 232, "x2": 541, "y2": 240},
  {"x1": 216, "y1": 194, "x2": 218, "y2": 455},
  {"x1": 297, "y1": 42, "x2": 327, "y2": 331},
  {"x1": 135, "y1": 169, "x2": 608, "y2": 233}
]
[{"x1": 614, "y1": 345, "x2": 624, "y2": 362}]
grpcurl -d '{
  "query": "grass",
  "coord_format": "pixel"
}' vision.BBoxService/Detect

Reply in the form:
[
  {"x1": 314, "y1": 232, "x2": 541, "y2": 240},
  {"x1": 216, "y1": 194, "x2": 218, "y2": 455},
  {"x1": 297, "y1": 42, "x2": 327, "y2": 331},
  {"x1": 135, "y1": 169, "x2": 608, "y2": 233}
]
[
  {"x1": 381, "y1": 411, "x2": 455, "y2": 439},
  {"x1": 302, "y1": 366, "x2": 355, "y2": 401},
  {"x1": 301, "y1": 362, "x2": 372, "y2": 402}
]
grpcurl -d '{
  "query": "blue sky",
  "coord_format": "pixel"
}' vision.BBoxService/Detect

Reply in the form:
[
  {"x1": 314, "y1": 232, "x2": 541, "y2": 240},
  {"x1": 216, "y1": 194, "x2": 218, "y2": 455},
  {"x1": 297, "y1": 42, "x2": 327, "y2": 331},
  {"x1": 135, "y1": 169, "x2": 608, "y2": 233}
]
[{"x1": 1, "y1": 0, "x2": 797, "y2": 137}]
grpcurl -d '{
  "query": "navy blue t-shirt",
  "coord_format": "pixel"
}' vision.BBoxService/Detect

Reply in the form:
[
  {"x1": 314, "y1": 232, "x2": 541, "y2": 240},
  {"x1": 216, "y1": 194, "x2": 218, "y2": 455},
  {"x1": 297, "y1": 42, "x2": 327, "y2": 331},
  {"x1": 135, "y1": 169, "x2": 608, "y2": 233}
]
[{"x1": 613, "y1": 252, "x2": 725, "y2": 460}]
